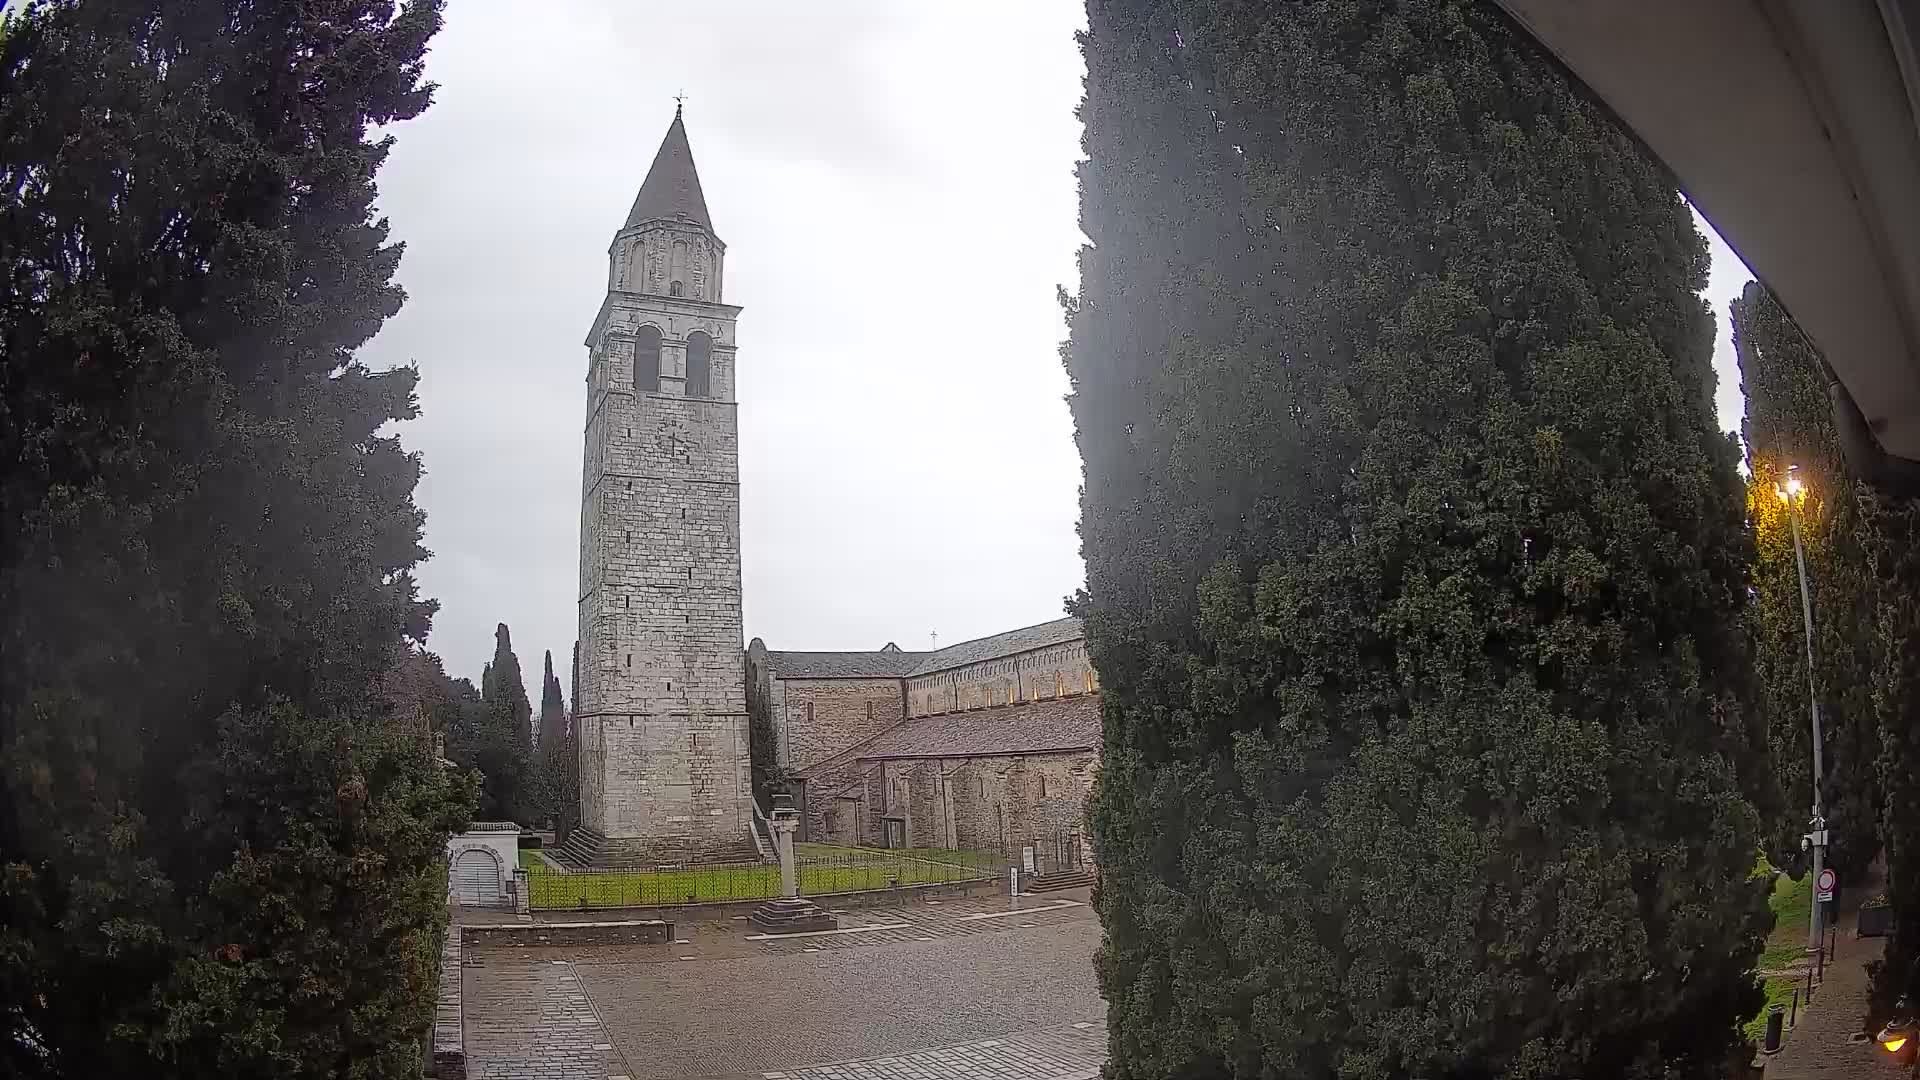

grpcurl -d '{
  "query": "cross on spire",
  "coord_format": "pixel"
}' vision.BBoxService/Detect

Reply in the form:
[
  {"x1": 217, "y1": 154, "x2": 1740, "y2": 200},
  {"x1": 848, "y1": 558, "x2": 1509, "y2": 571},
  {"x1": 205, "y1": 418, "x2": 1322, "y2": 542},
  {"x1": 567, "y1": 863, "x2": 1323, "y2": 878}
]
[{"x1": 673, "y1": 90, "x2": 686, "y2": 117}]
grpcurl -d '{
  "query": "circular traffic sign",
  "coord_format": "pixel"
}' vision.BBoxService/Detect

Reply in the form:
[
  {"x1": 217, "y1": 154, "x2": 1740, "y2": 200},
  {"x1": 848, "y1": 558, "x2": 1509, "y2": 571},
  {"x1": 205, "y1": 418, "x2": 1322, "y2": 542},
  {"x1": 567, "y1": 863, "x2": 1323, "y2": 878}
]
[{"x1": 1818, "y1": 868, "x2": 1837, "y2": 892}]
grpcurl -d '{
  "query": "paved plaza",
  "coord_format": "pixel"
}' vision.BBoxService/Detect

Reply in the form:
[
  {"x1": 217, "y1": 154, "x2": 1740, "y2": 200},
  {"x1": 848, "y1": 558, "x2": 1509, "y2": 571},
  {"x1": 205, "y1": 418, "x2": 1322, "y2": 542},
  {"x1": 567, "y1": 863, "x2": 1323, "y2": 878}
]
[{"x1": 462, "y1": 891, "x2": 1107, "y2": 1080}]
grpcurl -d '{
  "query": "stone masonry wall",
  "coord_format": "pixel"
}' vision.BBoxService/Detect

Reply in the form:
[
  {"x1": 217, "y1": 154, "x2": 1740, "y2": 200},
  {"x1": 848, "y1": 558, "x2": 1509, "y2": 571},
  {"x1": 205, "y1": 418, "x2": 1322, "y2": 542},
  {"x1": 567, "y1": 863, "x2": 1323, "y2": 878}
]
[
  {"x1": 773, "y1": 677, "x2": 907, "y2": 773},
  {"x1": 807, "y1": 751, "x2": 1097, "y2": 864},
  {"x1": 576, "y1": 219, "x2": 752, "y2": 860},
  {"x1": 905, "y1": 640, "x2": 1098, "y2": 718}
]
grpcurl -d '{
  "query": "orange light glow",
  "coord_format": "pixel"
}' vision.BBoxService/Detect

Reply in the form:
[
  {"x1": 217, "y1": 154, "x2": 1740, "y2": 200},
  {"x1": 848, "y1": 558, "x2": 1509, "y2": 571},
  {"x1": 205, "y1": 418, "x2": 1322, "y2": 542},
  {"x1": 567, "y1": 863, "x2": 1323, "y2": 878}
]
[{"x1": 1883, "y1": 1036, "x2": 1907, "y2": 1054}]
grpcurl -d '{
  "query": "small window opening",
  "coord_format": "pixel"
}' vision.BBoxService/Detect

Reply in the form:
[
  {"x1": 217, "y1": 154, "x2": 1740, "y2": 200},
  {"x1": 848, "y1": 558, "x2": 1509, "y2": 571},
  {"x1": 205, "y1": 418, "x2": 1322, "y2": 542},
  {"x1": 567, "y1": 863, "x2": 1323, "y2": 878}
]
[{"x1": 669, "y1": 280, "x2": 685, "y2": 297}]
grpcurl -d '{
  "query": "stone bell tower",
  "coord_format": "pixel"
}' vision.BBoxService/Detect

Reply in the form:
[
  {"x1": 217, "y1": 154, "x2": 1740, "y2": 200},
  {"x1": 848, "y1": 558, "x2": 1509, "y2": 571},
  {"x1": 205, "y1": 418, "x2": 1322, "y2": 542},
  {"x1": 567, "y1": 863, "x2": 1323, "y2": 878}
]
[{"x1": 570, "y1": 106, "x2": 754, "y2": 865}]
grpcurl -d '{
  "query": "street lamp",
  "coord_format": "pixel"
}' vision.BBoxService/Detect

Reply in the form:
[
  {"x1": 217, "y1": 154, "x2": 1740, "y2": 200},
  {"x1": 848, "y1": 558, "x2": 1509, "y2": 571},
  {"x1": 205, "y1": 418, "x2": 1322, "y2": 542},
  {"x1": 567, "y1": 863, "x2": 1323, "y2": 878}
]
[{"x1": 1775, "y1": 464, "x2": 1828, "y2": 974}]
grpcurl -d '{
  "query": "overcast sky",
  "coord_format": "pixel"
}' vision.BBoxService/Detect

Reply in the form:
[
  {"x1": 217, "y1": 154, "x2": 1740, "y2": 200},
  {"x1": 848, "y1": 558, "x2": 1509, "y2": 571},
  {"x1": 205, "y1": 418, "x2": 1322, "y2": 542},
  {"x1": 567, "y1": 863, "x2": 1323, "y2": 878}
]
[{"x1": 359, "y1": 2, "x2": 1753, "y2": 688}]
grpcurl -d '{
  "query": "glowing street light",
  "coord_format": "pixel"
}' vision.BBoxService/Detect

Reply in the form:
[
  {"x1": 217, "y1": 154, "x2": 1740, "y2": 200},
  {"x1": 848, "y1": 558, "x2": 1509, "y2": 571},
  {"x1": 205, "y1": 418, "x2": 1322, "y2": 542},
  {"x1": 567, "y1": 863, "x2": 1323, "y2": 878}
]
[
  {"x1": 1776, "y1": 464, "x2": 1804, "y2": 502},
  {"x1": 1776, "y1": 463, "x2": 1829, "y2": 976}
]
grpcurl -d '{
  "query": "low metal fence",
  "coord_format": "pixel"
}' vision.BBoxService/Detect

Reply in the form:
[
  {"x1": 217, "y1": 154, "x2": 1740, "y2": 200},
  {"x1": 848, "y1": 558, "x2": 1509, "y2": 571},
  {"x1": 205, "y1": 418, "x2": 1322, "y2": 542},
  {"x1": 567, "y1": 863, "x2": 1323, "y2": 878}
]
[{"x1": 525, "y1": 846, "x2": 998, "y2": 910}]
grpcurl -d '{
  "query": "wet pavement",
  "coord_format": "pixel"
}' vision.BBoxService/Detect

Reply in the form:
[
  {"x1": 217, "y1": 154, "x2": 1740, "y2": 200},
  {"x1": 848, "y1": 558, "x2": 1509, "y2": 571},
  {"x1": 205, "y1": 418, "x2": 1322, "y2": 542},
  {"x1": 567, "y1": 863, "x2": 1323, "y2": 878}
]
[{"x1": 461, "y1": 889, "x2": 1106, "y2": 1080}]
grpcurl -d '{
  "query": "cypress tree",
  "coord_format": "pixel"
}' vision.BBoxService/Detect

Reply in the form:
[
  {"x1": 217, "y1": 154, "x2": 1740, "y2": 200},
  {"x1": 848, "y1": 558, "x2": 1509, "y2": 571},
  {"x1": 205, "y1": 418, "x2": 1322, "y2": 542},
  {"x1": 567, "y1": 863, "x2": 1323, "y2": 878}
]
[
  {"x1": 1863, "y1": 492, "x2": 1920, "y2": 1007},
  {"x1": 1067, "y1": 2, "x2": 1768, "y2": 1076},
  {"x1": 484, "y1": 623, "x2": 531, "y2": 749},
  {"x1": 1732, "y1": 283, "x2": 1879, "y2": 880},
  {"x1": 1730, "y1": 283, "x2": 1920, "y2": 1009},
  {"x1": 0, "y1": 1, "x2": 468, "y2": 1075},
  {"x1": 451, "y1": 623, "x2": 535, "y2": 822},
  {"x1": 539, "y1": 649, "x2": 567, "y2": 751}
]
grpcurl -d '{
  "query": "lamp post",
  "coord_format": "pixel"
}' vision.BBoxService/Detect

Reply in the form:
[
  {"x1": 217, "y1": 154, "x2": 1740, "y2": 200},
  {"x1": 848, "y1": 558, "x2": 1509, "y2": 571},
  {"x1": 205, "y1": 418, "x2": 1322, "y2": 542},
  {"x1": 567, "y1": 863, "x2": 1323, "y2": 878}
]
[{"x1": 1777, "y1": 465, "x2": 1827, "y2": 971}]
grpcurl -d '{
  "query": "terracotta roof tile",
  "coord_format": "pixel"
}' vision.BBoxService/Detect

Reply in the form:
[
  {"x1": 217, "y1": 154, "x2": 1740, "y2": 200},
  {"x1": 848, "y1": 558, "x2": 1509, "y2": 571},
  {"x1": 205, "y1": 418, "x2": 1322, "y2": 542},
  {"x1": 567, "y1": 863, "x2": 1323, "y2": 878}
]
[{"x1": 798, "y1": 694, "x2": 1101, "y2": 773}]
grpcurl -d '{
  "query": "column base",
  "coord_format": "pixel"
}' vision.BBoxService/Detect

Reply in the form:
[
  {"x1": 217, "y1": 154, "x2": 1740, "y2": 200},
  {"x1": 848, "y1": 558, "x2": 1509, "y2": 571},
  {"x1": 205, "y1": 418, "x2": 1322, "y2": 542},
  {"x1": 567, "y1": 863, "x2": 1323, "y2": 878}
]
[{"x1": 749, "y1": 896, "x2": 838, "y2": 934}]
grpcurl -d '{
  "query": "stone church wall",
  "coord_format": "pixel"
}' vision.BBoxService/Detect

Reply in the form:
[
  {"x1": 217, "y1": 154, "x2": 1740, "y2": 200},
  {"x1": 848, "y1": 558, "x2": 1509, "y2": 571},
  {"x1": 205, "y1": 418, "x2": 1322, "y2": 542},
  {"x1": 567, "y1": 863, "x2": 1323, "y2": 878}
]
[
  {"x1": 904, "y1": 639, "x2": 1098, "y2": 718},
  {"x1": 802, "y1": 751, "x2": 1097, "y2": 864},
  {"x1": 770, "y1": 677, "x2": 906, "y2": 773}
]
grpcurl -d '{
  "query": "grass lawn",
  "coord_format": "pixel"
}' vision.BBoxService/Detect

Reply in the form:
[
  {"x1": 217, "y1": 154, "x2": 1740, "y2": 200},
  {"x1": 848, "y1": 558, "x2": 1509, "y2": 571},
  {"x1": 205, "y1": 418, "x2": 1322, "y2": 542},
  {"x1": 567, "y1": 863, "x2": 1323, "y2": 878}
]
[
  {"x1": 1743, "y1": 976, "x2": 1801, "y2": 1042},
  {"x1": 523, "y1": 843, "x2": 995, "y2": 909},
  {"x1": 1742, "y1": 860, "x2": 1815, "y2": 1044},
  {"x1": 1760, "y1": 868, "x2": 1814, "y2": 970}
]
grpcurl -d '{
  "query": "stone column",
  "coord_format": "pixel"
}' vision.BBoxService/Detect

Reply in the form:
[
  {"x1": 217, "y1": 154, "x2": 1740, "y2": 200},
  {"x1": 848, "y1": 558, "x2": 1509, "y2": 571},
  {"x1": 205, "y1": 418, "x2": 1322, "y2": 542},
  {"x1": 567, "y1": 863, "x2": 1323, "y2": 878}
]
[
  {"x1": 749, "y1": 797, "x2": 836, "y2": 933},
  {"x1": 771, "y1": 809, "x2": 798, "y2": 898}
]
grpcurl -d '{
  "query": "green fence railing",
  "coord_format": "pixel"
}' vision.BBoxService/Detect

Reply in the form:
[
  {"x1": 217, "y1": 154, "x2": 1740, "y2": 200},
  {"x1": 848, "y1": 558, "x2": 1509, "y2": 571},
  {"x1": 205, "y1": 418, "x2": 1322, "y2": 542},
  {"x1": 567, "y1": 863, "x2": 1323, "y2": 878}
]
[{"x1": 525, "y1": 846, "x2": 997, "y2": 910}]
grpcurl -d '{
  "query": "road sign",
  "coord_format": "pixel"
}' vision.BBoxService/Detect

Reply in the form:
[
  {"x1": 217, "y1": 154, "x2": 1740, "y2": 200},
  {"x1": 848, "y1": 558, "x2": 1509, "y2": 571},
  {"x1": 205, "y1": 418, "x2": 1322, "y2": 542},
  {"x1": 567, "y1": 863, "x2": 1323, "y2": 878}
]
[{"x1": 1816, "y1": 868, "x2": 1837, "y2": 903}]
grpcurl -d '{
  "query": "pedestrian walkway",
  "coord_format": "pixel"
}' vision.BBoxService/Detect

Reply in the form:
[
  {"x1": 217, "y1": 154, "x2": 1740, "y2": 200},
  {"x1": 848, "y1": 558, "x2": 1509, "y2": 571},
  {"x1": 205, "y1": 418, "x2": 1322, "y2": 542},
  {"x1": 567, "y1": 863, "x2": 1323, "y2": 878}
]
[
  {"x1": 758, "y1": 1023, "x2": 1106, "y2": 1080},
  {"x1": 747, "y1": 893, "x2": 1090, "y2": 955},
  {"x1": 1763, "y1": 907, "x2": 1903, "y2": 1079},
  {"x1": 463, "y1": 957, "x2": 626, "y2": 1080}
]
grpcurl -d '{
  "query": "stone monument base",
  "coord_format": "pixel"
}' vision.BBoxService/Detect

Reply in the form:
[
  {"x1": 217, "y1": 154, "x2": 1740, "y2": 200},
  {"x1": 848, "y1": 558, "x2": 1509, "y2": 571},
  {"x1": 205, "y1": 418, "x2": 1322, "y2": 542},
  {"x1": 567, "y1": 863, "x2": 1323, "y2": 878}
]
[{"x1": 749, "y1": 896, "x2": 838, "y2": 934}]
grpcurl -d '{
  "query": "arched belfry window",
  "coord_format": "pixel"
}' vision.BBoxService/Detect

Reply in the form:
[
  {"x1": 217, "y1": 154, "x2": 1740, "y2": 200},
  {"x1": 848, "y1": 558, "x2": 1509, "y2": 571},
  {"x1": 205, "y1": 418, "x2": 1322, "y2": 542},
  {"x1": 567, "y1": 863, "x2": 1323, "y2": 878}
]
[
  {"x1": 634, "y1": 325, "x2": 662, "y2": 393},
  {"x1": 686, "y1": 331, "x2": 712, "y2": 398},
  {"x1": 669, "y1": 280, "x2": 685, "y2": 297}
]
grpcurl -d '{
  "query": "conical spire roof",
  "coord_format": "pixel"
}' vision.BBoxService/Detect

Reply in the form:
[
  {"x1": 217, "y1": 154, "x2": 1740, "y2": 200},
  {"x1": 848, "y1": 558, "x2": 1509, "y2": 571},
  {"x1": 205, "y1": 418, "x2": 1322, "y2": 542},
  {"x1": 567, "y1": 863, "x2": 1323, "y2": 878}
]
[{"x1": 624, "y1": 105, "x2": 712, "y2": 232}]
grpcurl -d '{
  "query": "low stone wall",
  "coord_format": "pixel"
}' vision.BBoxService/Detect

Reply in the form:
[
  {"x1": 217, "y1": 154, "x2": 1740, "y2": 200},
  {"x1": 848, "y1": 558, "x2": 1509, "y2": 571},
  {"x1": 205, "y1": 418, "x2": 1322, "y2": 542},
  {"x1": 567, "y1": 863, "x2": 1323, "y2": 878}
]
[
  {"x1": 461, "y1": 918, "x2": 675, "y2": 949},
  {"x1": 429, "y1": 929, "x2": 464, "y2": 1079}
]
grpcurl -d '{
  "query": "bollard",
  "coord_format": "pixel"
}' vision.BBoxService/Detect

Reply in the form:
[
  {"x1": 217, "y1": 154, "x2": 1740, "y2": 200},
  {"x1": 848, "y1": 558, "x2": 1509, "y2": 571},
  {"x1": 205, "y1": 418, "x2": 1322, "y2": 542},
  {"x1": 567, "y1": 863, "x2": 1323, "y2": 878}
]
[
  {"x1": 1761, "y1": 1005, "x2": 1785, "y2": 1055},
  {"x1": 1789, "y1": 987, "x2": 1799, "y2": 1028}
]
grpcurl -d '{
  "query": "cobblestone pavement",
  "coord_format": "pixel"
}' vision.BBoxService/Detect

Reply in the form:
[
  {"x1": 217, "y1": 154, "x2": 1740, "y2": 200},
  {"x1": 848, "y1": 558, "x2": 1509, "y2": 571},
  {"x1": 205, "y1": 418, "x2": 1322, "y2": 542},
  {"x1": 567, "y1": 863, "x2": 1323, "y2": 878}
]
[
  {"x1": 463, "y1": 956, "x2": 627, "y2": 1080},
  {"x1": 464, "y1": 897, "x2": 1105, "y2": 1080},
  {"x1": 743, "y1": 895, "x2": 1091, "y2": 956},
  {"x1": 1764, "y1": 905, "x2": 1904, "y2": 1080},
  {"x1": 759, "y1": 1022, "x2": 1105, "y2": 1080}
]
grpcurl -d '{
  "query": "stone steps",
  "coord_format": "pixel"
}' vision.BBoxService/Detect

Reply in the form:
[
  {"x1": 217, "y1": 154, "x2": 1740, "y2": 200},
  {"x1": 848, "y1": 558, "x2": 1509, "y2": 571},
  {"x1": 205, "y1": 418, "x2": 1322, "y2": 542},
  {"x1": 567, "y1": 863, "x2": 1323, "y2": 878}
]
[
  {"x1": 1025, "y1": 868, "x2": 1095, "y2": 893},
  {"x1": 550, "y1": 827, "x2": 607, "y2": 870}
]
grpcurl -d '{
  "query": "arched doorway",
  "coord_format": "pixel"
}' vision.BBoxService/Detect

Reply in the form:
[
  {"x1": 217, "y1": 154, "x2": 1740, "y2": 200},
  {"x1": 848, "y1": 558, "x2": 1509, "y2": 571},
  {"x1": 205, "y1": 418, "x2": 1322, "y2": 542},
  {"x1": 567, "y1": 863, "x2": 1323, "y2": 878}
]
[{"x1": 451, "y1": 848, "x2": 502, "y2": 907}]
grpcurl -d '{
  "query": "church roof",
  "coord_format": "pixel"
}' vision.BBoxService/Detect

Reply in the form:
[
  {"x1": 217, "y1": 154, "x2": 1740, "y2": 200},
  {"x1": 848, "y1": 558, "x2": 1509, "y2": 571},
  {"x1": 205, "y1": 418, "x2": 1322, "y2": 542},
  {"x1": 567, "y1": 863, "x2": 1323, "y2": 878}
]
[
  {"x1": 762, "y1": 650, "x2": 924, "y2": 680},
  {"x1": 760, "y1": 617, "x2": 1084, "y2": 682},
  {"x1": 761, "y1": 617, "x2": 1084, "y2": 682},
  {"x1": 904, "y1": 617, "x2": 1082, "y2": 677},
  {"x1": 625, "y1": 107, "x2": 713, "y2": 233},
  {"x1": 797, "y1": 693, "x2": 1101, "y2": 773}
]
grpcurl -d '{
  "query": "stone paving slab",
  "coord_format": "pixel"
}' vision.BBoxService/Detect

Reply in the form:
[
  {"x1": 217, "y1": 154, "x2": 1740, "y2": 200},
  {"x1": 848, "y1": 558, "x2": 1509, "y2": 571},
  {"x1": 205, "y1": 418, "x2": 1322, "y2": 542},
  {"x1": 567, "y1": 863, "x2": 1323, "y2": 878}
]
[
  {"x1": 462, "y1": 893, "x2": 1103, "y2": 1079},
  {"x1": 463, "y1": 955, "x2": 627, "y2": 1080},
  {"x1": 746, "y1": 896, "x2": 1090, "y2": 955},
  {"x1": 759, "y1": 1022, "x2": 1106, "y2": 1080},
  {"x1": 578, "y1": 915, "x2": 1103, "y2": 1078},
  {"x1": 487, "y1": 890, "x2": 1095, "y2": 966}
]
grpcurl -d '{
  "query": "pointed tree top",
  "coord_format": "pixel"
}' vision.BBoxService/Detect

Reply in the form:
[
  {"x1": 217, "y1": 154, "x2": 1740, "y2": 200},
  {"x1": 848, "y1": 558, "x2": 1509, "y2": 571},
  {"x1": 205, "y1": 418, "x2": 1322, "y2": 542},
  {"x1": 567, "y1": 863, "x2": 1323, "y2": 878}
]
[{"x1": 625, "y1": 106, "x2": 712, "y2": 233}]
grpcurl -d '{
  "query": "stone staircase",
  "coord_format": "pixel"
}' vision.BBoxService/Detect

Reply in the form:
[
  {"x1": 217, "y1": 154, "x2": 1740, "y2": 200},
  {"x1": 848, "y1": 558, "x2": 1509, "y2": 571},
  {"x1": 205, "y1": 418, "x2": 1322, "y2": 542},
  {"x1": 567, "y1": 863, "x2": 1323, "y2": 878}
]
[
  {"x1": 1024, "y1": 867, "x2": 1095, "y2": 893},
  {"x1": 551, "y1": 826, "x2": 608, "y2": 869},
  {"x1": 550, "y1": 826, "x2": 761, "y2": 871},
  {"x1": 749, "y1": 799, "x2": 775, "y2": 862}
]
